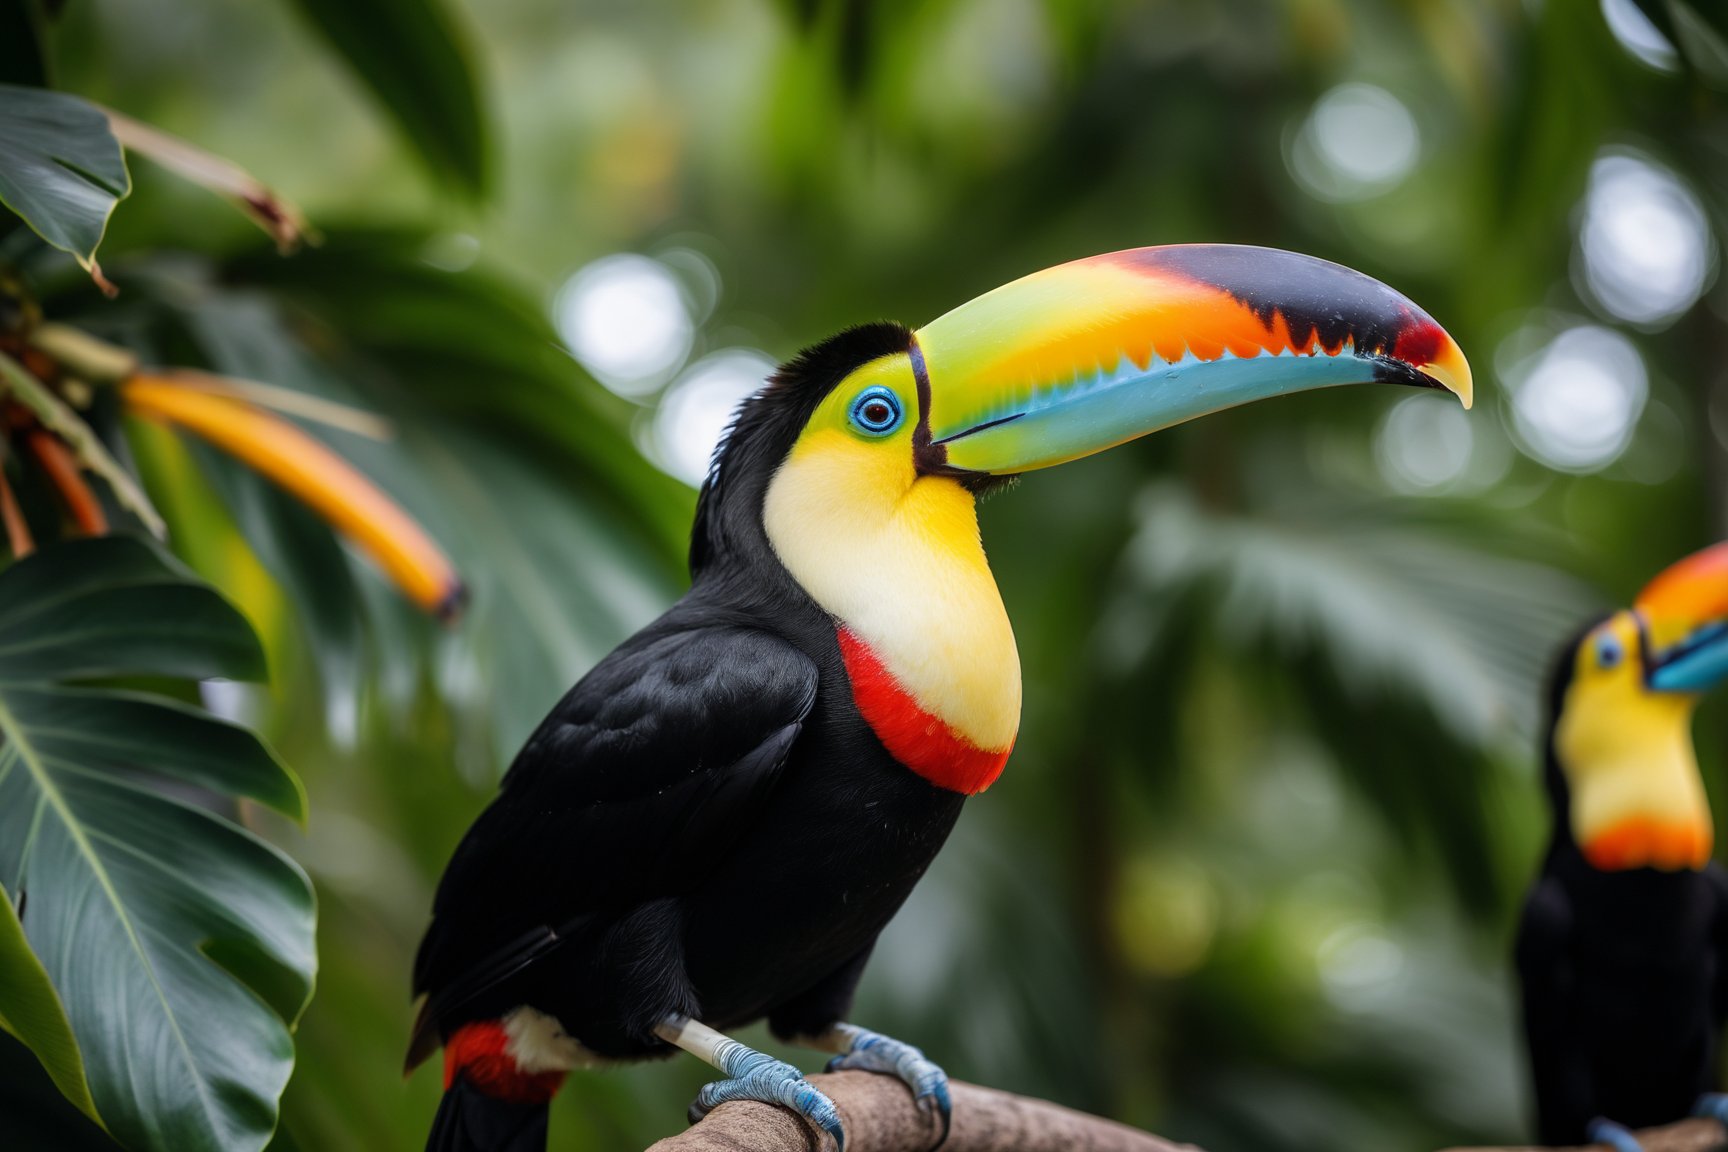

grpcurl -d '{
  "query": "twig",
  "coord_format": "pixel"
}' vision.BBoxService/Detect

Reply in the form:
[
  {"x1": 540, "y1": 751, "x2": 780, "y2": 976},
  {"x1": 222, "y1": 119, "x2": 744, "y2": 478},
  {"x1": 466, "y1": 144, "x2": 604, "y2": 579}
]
[
  {"x1": 1441, "y1": 1117, "x2": 1728, "y2": 1152},
  {"x1": 646, "y1": 1070, "x2": 1199, "y2": 1152},
  {"x1": 27, "y1": 429, "x2": 108, "y2": 535},
  {"x1": 0, "y1": 457, "x2": 33, "y2": 558}
]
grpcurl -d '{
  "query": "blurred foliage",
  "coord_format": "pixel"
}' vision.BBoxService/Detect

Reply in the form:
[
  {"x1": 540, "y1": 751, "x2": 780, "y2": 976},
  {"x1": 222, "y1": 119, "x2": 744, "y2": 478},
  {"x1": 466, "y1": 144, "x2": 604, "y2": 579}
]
[{"x1": 2, "y1": 0, "x2": 1727, "y2": 1150}]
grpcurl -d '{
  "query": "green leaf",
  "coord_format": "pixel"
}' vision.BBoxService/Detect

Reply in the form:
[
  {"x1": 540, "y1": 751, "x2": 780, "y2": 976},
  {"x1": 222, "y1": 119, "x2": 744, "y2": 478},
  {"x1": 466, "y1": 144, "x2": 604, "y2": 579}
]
[
  {"x1": 0, "y1": 880, "x2": 100, "y2": 1129},
  {"x1": 281, "y1": 0, "x2": 489, "y2": 199},
  {"x1": 200, "y1": 239, "x2": 687, "y2": 762},
  {"x1": 1120, "y1": 485, "x2": 1597, "y2": 748},
  {"x1": 0, "y1": 85, "x2": 130, "y2": 272},
  {"x1": 0, "y1": 536, "x2": 315, "y2": 1152}
]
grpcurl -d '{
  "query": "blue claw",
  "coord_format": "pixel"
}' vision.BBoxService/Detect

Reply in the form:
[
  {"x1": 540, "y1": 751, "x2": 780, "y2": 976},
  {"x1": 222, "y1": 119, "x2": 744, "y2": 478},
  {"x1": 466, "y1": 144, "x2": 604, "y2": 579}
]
[
  {"x1": 1586, "y1": 1117, "x2": 1645, "y2": 1152},
  {"x1": 690, "y1": 1041, "x2": 846, "y2": 1151},
  {"x1": 1693, "y1": 1093, "x2": 1728, "y2": 1127},
  {"x1": 825, "y1": 1026, "x2": 952, "y2": 1149}
]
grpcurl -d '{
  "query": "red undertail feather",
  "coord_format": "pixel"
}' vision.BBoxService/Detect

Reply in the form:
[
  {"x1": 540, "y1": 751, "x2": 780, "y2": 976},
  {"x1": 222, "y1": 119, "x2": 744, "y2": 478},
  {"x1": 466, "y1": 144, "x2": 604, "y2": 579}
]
[
  {"x1": 838, "y1": 627, "x2": 1012, "y2": 796},
  {"x1": 444, "y1": 1020, "x2": 566, "y2": 1104}
]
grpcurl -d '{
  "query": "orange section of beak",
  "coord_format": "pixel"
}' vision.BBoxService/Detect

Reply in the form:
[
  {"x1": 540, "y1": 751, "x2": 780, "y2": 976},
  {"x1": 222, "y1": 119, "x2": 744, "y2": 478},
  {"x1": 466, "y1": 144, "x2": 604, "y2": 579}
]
[
  {"x1": 1582, "y1": 815, "x2": 1714, "y2": 872},
  {"x1": 122, "y1": 375, "x2": 465, "y2": 619},
  {"x1": 1635, "y1": 541, "x2": 1728, "y2": 652}
]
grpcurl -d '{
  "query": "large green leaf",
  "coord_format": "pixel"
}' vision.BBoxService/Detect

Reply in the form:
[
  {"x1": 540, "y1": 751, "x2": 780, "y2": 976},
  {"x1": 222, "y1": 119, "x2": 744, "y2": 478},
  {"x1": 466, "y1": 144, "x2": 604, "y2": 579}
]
[
  {"x1": 0, "y1": 879, "x2": 98, "y2": 1127},
  {"x1": 0, "y1": 85, "x2": 130, "y2": 271},
  {"x1": 180, "y1": 240, "x2": 686, "y2": 763},
  {"x1": 280, "y1": 0, "x2": 489, "y2": 199},
  {"x1": 1118, "y1": 485, "x2": 1597, "y2": 749},
  {"x1": 0, "y1": 536, "x2": 316, "y2": 1152}
]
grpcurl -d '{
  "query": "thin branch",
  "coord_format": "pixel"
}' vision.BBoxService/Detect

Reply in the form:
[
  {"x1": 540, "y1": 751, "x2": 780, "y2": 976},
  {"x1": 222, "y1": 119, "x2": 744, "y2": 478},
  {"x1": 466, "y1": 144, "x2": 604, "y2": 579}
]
[
  {"x1": 646, "y1": 1070, "x2": 1198, "y2": 1152},
  {"x1": 0, "y1": 456, "x2": 33, "y2": 559},
  {"x1": 27, "y1": 429, "x2": 108, "y2": 535},
  {"x1": 1442, "y1": 1117, "x2": 1728, "y2": 1152},
  {"x1": 105, "y1": 110, "x2": 315, "y2": 253}
]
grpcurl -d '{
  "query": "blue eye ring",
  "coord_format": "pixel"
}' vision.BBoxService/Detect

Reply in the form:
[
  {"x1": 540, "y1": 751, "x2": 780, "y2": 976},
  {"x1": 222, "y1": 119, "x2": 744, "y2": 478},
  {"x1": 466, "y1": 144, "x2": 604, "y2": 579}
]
[
  {"x1": 1595, "y1": 632, "x2": 1624, "y2": 670},
  {"x1": 848, "y1": 386, "x2": 905, "y2": 437}
]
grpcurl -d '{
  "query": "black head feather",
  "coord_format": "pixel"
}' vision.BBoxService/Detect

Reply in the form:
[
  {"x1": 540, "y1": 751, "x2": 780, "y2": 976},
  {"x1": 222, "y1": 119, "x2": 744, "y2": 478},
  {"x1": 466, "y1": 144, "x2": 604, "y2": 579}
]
[{"x1": 689, "y1": 322, "x2": 913, "y2": 575}]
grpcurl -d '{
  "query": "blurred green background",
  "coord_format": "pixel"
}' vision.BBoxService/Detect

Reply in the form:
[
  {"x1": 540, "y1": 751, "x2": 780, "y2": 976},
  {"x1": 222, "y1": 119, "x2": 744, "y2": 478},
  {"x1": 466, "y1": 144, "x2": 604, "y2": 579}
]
[{"x1": 7, "y1": 0, "x2": 1728, "y2": 1149}]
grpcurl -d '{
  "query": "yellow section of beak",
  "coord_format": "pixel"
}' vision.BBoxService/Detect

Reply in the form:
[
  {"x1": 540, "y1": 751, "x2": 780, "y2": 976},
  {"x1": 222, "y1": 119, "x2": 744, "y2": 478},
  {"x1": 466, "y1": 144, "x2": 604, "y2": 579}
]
[{"x1": 1420, "y1": 340, "x2": 1473, "y2": 410}]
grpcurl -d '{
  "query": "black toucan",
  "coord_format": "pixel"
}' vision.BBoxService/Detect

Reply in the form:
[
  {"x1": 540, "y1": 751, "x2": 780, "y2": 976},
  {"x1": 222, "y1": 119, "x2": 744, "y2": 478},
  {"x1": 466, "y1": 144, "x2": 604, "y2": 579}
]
[
  {"x1": 1517, "y1": 542, "x2": 1728, "y2": 1150},
  {"x1": 406, "y1": 244, "x2": 1472, "y2": 1151}
]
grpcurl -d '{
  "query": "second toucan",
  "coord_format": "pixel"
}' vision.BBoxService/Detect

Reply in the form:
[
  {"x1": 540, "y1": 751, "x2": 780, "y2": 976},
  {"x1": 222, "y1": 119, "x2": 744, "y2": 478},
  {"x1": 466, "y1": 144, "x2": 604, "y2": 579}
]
[{"x1": 1518, "y1": 543, "x2": 1728, "y2": 1149}]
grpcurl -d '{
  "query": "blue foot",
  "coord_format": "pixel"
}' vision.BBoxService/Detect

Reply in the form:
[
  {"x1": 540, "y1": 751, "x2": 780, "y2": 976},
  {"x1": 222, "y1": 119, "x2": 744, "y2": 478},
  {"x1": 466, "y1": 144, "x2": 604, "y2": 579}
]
[
  {"x1": 1693, "y1": 1092, "x2": 1728, "y2": 1127},
  {"x1": 1586, "y1": 1117, "x2": 1645, "y2": 1152},
  {"x1": 824, "y1": 1025, "x2": 951, "y2": 1149},
  {"x1": 690, "y1": 1039, "x2": 845, "y2": 1151}
]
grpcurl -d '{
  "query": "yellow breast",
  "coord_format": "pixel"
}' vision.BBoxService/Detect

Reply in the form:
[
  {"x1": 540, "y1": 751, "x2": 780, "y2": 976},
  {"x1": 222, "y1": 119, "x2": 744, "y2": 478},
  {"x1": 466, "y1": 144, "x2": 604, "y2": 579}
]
[{"x1": 763, "y1": 427, "x2": 1021, "y2": 754}]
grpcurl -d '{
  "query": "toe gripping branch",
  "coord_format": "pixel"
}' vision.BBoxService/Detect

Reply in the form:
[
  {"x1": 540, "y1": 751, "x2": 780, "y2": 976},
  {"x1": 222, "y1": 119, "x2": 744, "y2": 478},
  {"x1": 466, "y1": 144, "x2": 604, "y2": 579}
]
[
  {"x1": 1694, "y1": 1093, "x2": 1728, "y2": 1130},
  {"x1": 1587, "y1": 1117, "x2": 1646, "y2": 1152},
  {"x1": 657, "y1": 1017, "x2": 846, "y2": 1151},
  {"x1": 820, "y1": 1023, "x2": 952, "y2": 1148}
]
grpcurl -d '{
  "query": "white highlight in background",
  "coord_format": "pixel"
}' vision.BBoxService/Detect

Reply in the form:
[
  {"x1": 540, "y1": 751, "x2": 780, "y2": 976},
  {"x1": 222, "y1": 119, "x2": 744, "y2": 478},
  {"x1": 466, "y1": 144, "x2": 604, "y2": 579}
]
[
  {"x1": 1507, "y1": 326, "x2": 1648, "y2": 473},
  {"x1": 1578, "y1": 152, "x2": 1714, "y2": 330},
  {"x1": 654, "y1": 350, "x2": 778, "y2": 486},
  {"x1": 1289, "y1": 83, "x2": 1420, "y2": 202},
  {"x1": 554, "y1": 254, "x2": 694, "y2": 397},
  {"x1": 1601, "y1": 0, "x2": 1679, "y2": 71}
]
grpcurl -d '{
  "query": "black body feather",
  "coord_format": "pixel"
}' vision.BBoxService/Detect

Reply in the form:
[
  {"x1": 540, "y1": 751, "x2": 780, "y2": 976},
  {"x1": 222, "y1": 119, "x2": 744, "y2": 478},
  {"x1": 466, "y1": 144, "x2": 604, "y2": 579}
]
[
  {"x1": 1515, "y1": 627, "x2": 1728, "y2": 1143},
  {"x1": 411, "y1": 322, "x2": 968, "y2": 1067},
  {"x1": 426, "y1": 1079, "x2": 550, "y2": 1152}
]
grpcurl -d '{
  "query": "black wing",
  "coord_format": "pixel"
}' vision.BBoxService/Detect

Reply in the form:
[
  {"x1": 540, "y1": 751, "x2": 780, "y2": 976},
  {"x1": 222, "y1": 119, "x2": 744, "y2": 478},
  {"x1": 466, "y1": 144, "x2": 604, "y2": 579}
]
[
  {"x1": 408, "y1": 623, "x2": 818, "y2": 1059},
  {"x1": 1707, "y1": 863, "x2": 1728, "y2": 1034},
  {"x1": 1515, "y1": 874, "x2": 1591, "y2": 1145}
]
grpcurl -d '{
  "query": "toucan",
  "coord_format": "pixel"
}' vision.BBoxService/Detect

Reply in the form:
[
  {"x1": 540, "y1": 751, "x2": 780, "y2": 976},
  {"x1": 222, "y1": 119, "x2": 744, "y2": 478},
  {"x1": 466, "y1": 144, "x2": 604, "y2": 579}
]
[
  {"x1": 406, "y1": 244, "x2": 1472, "y2": 1152},
  {"x1": 1517, "y1": 542, "x2": 1728, "y2": 1150}
]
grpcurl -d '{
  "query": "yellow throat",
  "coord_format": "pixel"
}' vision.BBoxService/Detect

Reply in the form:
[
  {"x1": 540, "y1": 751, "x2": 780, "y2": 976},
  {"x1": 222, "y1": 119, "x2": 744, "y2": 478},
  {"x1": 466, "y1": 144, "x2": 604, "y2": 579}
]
[
  {"x1": 1556, "y1": 611, "x2": 1713, "y2": 872},
  {"x1": 760, "y1": 353, "x2": 1021, "y2": 757}
]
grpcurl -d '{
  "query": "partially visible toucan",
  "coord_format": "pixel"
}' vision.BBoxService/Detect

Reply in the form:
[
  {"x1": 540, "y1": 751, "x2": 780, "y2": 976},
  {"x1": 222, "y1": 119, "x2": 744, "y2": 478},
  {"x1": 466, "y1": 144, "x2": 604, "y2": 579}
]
[
  {"x1": 407, "y1": 244, "x2": 1472, "y2": 1152},
  {"x1": 1517, "y1": 543, "x2": 1728, "y2": 1150}
]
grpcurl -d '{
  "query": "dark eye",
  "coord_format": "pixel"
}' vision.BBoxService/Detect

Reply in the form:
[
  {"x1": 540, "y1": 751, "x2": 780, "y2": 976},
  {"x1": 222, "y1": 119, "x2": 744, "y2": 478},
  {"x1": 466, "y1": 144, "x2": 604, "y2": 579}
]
[
  {"x1": 1595, "y1": 633, "x2": 1624, "y2": 670},
  {"x1": 849, "y1": 386, "x2": 904, "y2": 436}
]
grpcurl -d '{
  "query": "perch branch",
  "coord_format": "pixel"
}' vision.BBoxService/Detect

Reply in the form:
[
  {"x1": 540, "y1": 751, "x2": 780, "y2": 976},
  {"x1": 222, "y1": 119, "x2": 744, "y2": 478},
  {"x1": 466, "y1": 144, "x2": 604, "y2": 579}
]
[
  {"x1": 647, "y1": 1070, "x2": 1199, "y2": 1152},
  {"x1": 1442, "y1": 1117, "x2": 1728, "y2": 1152}
]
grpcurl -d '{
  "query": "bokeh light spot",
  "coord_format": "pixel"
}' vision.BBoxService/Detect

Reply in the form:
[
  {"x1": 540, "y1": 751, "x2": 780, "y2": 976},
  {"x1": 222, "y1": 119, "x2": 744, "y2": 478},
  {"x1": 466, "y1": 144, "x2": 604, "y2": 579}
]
[
  {"x1": 1290, "y1": 83, "x2": 1420, "y2": 202},
  {"x1": 1601, "y1": 0, "x2": 1680, "y2": 71},
  {"x1": 1319, "y1": 924, "x2": 1406, "y2": 1008},
  {"x1": 653, "y1": 349, "x2": 777, "y2": 486},
  {"x1": 554, "y1": 254, "x2": 694, "y2": 397},
  {"x1": 1376, "y1": 395, "x2": 1475, "y2": 492},
  {"x1": 1578, "y1": 152, "x2": 1714, "y2": 329},
  {"x1": 1505, "y1": 325, "x2": 1647, "y2": 472}
]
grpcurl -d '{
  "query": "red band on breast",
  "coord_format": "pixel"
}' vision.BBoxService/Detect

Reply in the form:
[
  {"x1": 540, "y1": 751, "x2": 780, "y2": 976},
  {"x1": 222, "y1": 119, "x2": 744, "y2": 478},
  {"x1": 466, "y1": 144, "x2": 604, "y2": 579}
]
[
  {"x1": 443, "y1": 1020, "x2": 567, "y2": 1104},
  {"x1": 1583, "y1": 816, "x2": 1713, "y2": 872},
  {"x1": 838, "y1": 627, "x2": 1011, "y2": 796}
]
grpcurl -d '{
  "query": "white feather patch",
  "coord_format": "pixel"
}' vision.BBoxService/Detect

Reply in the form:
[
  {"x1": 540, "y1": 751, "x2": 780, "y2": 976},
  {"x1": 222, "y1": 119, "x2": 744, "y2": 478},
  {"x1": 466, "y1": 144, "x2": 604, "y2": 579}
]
[{"x1": 502, "y1": 1006, "x2": 605, "y2": 1072}]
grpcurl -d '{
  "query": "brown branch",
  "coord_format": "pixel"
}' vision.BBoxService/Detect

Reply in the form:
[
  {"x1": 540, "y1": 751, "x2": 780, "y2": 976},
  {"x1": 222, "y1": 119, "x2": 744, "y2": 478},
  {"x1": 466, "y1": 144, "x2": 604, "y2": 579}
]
[
  {"x1": 1441, "y1": 1117, "x2": 1728, "y2": 1152},
  {"x1": 647, "y1": 1070, "x2": 1199, "y2": 1152}
]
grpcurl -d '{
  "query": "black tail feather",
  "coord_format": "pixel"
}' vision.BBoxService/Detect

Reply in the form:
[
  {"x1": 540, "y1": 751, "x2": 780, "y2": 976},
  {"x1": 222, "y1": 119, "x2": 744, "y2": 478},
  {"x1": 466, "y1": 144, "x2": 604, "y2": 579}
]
[{"x1": 427, "y1": 1077, "x2": 550, "y2": 1152}]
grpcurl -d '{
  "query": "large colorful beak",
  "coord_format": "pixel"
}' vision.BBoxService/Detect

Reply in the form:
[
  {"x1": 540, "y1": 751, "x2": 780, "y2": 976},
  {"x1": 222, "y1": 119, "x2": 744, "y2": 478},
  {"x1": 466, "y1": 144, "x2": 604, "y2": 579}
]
[
  {"x1": 1637, "y1": 543, "x2": 1728, "y2": 695},
  {"x1": 911, "y1": 244, "x2": 1472, "y2": 475}
]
